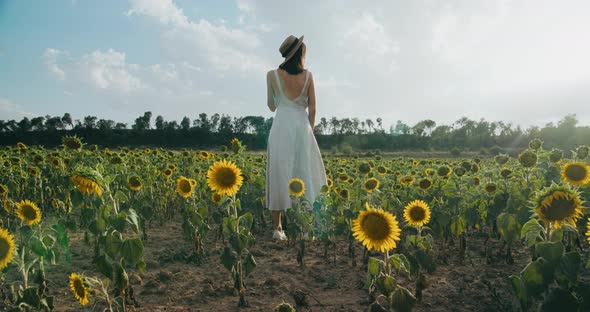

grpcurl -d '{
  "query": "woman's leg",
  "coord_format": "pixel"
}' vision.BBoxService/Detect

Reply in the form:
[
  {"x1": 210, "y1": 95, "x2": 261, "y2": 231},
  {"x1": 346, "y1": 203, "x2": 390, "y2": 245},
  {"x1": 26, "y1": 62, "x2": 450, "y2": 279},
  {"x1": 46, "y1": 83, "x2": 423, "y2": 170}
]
[{"x1": 271, "y1": 210, "x2": 282, "y2": 231}]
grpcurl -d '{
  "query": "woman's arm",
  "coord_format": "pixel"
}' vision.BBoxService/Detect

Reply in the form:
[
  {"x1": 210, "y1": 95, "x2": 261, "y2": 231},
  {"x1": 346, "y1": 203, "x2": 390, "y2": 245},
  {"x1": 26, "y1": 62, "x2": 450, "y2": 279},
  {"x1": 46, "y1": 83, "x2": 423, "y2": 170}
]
[
  {"x1": 307, "y1": 73, "x2": 316, "y2": 129},
  {"x1": 266, "y1": 71, "x2": 276, "y2": 112}
]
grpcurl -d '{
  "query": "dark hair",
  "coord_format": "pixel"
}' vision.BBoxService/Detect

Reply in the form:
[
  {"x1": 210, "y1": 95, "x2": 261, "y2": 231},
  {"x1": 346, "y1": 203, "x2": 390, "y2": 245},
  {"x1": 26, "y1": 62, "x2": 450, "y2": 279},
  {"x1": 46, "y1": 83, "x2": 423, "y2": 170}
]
[{"x1": 279, "y1": 43, "x2": 306, "y2": 75}]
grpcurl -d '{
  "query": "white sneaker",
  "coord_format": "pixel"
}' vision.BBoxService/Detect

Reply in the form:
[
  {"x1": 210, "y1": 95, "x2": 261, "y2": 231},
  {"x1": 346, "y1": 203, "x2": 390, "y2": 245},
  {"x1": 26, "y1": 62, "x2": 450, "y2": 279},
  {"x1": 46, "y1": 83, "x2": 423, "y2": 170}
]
[{"x1": 273, "y1": 230, "x2": 287, "y2": 241}]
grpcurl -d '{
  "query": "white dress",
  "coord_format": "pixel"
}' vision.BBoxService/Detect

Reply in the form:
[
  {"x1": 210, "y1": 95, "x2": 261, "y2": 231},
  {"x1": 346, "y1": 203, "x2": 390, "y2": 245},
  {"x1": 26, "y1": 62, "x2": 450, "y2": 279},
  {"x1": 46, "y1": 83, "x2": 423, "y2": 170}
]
[{"x1": 266, "y1": 69, "x2": 327, "y2": 211}]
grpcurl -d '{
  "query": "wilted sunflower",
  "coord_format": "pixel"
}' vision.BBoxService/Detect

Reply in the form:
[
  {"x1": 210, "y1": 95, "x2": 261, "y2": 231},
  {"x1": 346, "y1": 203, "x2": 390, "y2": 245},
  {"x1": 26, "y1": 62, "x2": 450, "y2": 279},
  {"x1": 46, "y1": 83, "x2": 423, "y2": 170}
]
[
  {"x1": 72, "y1": 174, "x2": 103, "y2": 197},
  {"x1": 403, "y1": 200, "x2": 431, "y2": 227},
  {"x1": 529, "y1": 139, "x2": 543, "y2": 150},
  {"x1": 352, "y1": 202, "x2": 401, "y2": 252},
  {"x1": 62, "y1": 135, "x2": 83, "y2": 151},
  {"x1": 206, "y1": 159, "x2": 244, "y2": 197},
  {"x1": 69, "y1": 273, "x2": 90, "y2": 305},
  {"x1": 0, "y1": 227, "x2": 16, "y2": 270},
  {"x1": 176, "y1": 176, "x2": 194, "y2": 198},
  {"x1": 561, "y1": 162, "x2": 590, "y2": 187},
  {"x1": 500, "y1": 168, "x2": 512, "y2": 179},
  {"x1": 472, "y1": 177, "x2": 481, "y2": 186},
  {"x1": 518, "y1": 149, "x2": 537, "y2": 168},
  {"x1": 128, "y1": 176, "x2": 142, "y2": 191},
  {"x1": 484, "y1": 183, "x2": 497, "y2": 194},
  {"x1": 15, "y1": 199, "x2": 42, "y2": 225},
  {"x1": 495, "y1": 154, "x2": 509, "y2": 165},
  {"x1": 532, "y1": 183, "x2": 584, "y2": 229},
  {"x1": 288, "y1": 178, "x2": 305, "y2": 197},
  {"x1": 363, "y1": 178, "x2": 380, "y2": 193},
  {"x1": 454, "y1": 167, "x2": 467, "y2": 177},
  {"x1": 418, "y1": 178, "x2": 432, "y2": 191}
]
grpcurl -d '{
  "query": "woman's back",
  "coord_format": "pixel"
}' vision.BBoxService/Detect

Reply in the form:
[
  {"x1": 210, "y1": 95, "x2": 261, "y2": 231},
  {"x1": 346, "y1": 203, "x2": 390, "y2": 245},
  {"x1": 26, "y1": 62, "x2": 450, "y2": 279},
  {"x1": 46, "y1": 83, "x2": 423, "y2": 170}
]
[{"x1": 268, "y1": 69, "x2": 311, "y2": 110}]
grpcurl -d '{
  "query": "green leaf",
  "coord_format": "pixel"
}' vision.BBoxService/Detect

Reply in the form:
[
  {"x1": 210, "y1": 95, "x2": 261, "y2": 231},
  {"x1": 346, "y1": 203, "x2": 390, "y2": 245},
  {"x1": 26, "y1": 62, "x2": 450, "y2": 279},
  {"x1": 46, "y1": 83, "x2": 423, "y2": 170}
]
[
  {"x1": 30, "y1": 237, "x2": 48, "y2": 257},
  {"x1": 496, "y1": 213, "x2": 520, "y2": 244},
  {"x1": 109, "y1": 213, "x2": 127, "y2": 232},
  {"x1": 510, "y1": 275, "x2": 528, "y2": 311},
  {"x1": 52, "y1": 222, "x2": 71, "y2": 261},
  {"x1": 125, "y1": 209, "x2": 141, "y2": 234},
  {"x1": 220, "y1": 246, "x2": 238, "y2": 271},
  {"x1": 238, "y1": 212, "x2": 253, "y2": 230},
  {"x1": 114, "y1": 190, "x2": 128, "y2": 204},
  {"x1": 105, "y1": 231, "x2": 123, "y2": 258},
  {"x1": 520, "y1": 258, "x2": 548, "y2": 297},
  {"x1": 389, "y1": 285, "x2": 416, "y2": 312},
  {"x1": 375, "y1": 274, "x2": 397, "y2": 297},
  {"x1": 120, "y1": 238, "x2": 144, "y2": 267},
  {"x1": 368, "y1": 257, "x2": 382, "y2": 277},
  {"x1": 558, "y1": 251, "x2": 581, "y2": 283},
  {"x1": 450, "y1": 215, "x2": 465, "y2": 236},
  {"x1": 244, "y1": 251, "x2": 257, "y2": 277},
  {"x1": 521, "y1": 219, "x2": 544, "y2": 247},
  {"x1": 95, "y1": 254, "x2": 113, "y2": 280},
  {"x1": 389, "y1": 254, "x2": 411, "y2": 276},
  {"x1": 536, "y1": 241, "x2": 564, "y2": 270},
  {"x1": 20, "y1": 287, "x2": 41, "y2": 308}
]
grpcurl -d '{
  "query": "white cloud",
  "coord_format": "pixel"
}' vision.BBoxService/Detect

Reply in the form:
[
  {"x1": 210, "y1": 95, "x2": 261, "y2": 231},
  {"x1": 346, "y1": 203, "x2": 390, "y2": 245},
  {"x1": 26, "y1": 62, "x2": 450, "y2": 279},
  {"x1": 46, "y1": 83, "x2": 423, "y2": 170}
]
[
  {"x1": 43, "y1": 48, "x2": 66, "y2": 80},
  {"x1": 79, "y1": 49, "x2": 144, "y2": 92}
]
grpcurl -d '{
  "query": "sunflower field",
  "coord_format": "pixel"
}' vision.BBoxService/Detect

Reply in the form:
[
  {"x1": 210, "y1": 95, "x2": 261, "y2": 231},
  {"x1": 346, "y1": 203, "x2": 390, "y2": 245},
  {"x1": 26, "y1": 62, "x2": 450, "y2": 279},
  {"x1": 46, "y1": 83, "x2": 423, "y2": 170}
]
[{"x1": 1, "y1": 136, "x2": 590, "y2": 311}]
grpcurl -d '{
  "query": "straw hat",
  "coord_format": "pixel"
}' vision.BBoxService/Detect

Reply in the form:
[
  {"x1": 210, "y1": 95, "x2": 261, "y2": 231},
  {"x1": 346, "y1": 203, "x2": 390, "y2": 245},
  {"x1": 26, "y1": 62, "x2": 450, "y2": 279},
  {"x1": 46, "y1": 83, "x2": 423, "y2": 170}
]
[{"x1": 279, "y1": 35, "x2": 304, "y2": 66}]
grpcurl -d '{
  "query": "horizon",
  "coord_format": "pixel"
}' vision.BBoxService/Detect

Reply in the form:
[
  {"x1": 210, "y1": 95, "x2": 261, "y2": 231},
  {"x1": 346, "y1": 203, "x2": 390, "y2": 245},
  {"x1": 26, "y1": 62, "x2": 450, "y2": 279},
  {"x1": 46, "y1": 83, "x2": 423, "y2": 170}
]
[{"x1": 1, "y1": 0, "x2": 590, "y2": 128}]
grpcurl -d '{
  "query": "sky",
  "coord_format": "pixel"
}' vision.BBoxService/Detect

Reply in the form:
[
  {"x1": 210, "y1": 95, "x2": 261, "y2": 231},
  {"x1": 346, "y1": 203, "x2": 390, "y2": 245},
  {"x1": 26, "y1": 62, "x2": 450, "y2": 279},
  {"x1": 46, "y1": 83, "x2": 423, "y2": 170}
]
[{"x1": 1, "y1": 0, "x2": 589, "y2": 130}]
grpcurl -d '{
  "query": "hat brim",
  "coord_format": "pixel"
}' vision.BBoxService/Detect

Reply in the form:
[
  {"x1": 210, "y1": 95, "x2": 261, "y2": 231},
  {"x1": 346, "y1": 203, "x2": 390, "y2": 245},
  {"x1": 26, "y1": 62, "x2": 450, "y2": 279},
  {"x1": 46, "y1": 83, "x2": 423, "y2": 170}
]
[{"x1": 280, "y1": 35, "x2": 304, "y2": 66}]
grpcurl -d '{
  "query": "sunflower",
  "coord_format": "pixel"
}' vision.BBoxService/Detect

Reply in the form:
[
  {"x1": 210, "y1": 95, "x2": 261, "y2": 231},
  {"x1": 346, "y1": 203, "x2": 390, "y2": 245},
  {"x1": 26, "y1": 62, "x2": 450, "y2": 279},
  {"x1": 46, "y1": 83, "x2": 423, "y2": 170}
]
[
  {"x1": 403, "y1": 200, "x2": 431, "y2": 227},
  {"x1": 472, "y1": 177, "x2": 481, "y2": 186},
  {"x1": 69, "y1": 273, "x2": 90, "y2": 305},
  {"x1": 199, "y1": 151, "x2": 210, "y2": 159},
  {"x1": 549, "y1": 149, "x2": 563, "y2": 163},
  {"x1": 400, "y1": 175, "x2": 415, "y2": 186},
  {"x1": 326, "y1": 178, "x2": 334, "y2": 189},
  {"x1": 376, "y1": 165, "x2": 387, "y2": 175},
  {"x1": 72, "y1": 174, "x2": 103, "y2": 197},
  {"x1": 206, "y1": 159, "x2": 243, "y2": 197},
  {"x1": 532, "y1": 184, "x2": 584, "y2": 230},
  {"x1": 338, "y1": 173, "x2": 349, "y2": 181},
  {"x1": 561, "y1": 162, "x2": 590, "y2": 187},
  {"x1": 15, "y1": 199, "x2": 42, "y2": 225},
  {"x1": 352, "y1": 202, "x2": 401, "y2": 252},
  {"x1": 484, "y1": 183, "x2": 497, "y2": 194},
  {"x1": 0, "y1": 228, "x2": 16, "y2": 270},
  {"x1": 454, "y1": 167, "x2": 467, "y2": 177},
  {"x1": 338, "y1": 188, "x2": 350, "y2": 200},
  {"x1": 230, "y1": 138, "x2": 242, "y2": 153},
  {"x1": 500, "y1": 168, "x2": 512, "y2": 179},
  {"x1": 288, "y1": 178, "x2": 305, "y2": 197},
  {"x1": 418, "y1": 178, "x2": 432, "y2": 191},
  {"x1": 3, "y1": 198, "x2": 14, "y2": 213},
  {"x1": 358, "y1": 162, "x2": 372, "y2": 174},
  {"x1": 529, "y1": 139, "x2": 543, "y2": 150},
  {"x1": 363, "y1": 178, "x2": 380, "y2": 193},
  {"x1": 211, "y1": 192, "x2": 224, "y2": 204},
  {"x1": 128, "y1": 176, "x2": 142, "y2": 191},
  {"x1": 62, "y1": 135, "x2": 83, "y2": 150},
  {"x1": 176, "y1": 176, "x2": 194, "y2": 198},
  {"x1": 17, "y1": 142, "x2": 27, "y2": 150},
  {"x1": 437, "y1": 166, "x2": 452, "y2": 178},
  {"x1": 586, "y1": 218, "x2": 590, "y2": 243},
  {"x1": 576, "y1": 145, "x2": 589, "y2": 159},
  {"x1": 518, "y1": 149, "x2": 537, "y2": 168},
  {"x1": 162, "y1": 168, "x2": 173, "y2": 178},
  {"x1": 425, "y1": 168, "x2": 434, "y2": 176}
]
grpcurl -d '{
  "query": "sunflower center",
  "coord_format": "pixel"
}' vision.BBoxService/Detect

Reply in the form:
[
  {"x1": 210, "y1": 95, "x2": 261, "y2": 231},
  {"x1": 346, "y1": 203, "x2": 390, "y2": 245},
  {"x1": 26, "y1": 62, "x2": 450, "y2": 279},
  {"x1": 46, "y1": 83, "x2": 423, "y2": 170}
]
[
  {"x1": 0, "y1": 238, "x2": 8, "y2": 258},
  {"x1": 409, "y1": 206, "x2": 426, "y2": 221},
  {"x1": 215, "y1": 168, "x2": 237, "y2": 187},
  {"x1": 179, "y1": 180, "x2": 192, "y2": 193},
  {"x1": 73, "y1": 279, "x2": 86, "y2": 297},
  {"x1": 130, "y1": 177, "x2": 141, "y2": 187},
  {"x1": 21, "y1": 205, "x2": 38, "y2": 220},
  {"x1": 541, "y1": 196, "x2": 577, "y2": 221},
  {"x1": 419, "y1": 180, "x2": 431, "y2": 189},
  {"x1": 365, "y1": 180, "x2": 378, "y2": 190},
  {"x1": 565, "y1": 165, "x2": 587, "y2": 182},
  {"x1": 361, "y1": 214, "x2": 390, "y2": 240},
  {"x1": 289, "y1": 182, "x2": 303, "y2": 193}
]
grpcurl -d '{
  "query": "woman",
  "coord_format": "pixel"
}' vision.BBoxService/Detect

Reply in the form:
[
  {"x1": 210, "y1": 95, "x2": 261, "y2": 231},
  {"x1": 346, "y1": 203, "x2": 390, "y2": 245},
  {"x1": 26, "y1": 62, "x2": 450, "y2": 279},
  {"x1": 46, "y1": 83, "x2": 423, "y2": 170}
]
[{"x1": 266, "y1": 35, "x2": 328, "y2": 240}]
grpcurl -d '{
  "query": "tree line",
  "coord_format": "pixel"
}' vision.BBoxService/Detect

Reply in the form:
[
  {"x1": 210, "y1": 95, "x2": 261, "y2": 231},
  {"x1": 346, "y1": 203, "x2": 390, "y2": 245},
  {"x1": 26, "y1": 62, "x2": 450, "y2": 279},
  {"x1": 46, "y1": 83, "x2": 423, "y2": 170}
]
[{"x1": 0, "y1": 112, "x2": 588, "y2": 154}]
